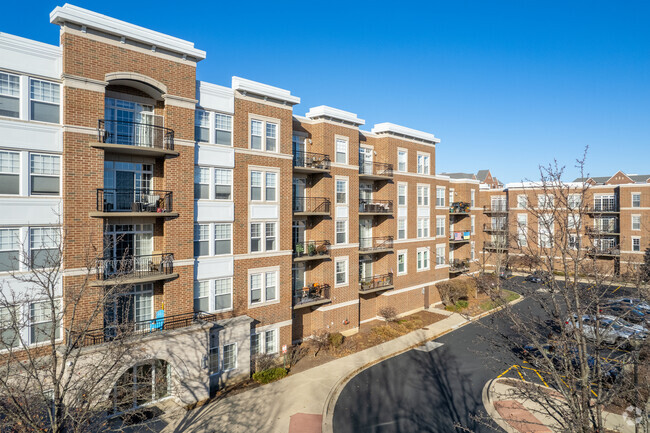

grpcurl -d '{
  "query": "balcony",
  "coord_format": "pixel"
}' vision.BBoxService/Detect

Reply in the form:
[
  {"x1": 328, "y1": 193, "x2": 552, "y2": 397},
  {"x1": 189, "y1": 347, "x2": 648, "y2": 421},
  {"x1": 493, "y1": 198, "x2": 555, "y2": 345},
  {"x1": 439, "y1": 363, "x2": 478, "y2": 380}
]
[
  {"x1": 586, "y1": 204, "x2": 619, "y2": 214},
  {"x1": 69, "y1": 311, "x2": 220, "y2": 348},
  {"x1": 449, "y1": 259, "x2": 470, "y2": 274},
  {"x1": 484, "y1": 241, "x2": 508, "y2": 251},
  {"x1": 483, "y1": 205, "x2": 508, "y2": 214},
  {"x1": 293, "y1": 283, "x2": 331, "y2": 309},
  {"x1": 293, "y1": 197, "x2": 331, "y2": 216},
  {"x1": 449, "y1": 202, "x2": 471, "y2": 216},
  {"x1": 94, "y1": 253, "x2": 177, "y2": 285},
  {"x1": 359, "y1": 273, "x2": 394, "y2": 294},
  {"x1": 92, "y1": 119, "x2": 178, "y2": 157},
  {"x1": 293, "y1": 240, "x2": 330, "y2": 262},
  {"x1": 587, "y1": 246, "x2": 620, "y2": 258},
  {"x1": 483, "y1": 224, "x2": 508, "y2": 233},
  {"x1": 585, "y1": 226, "x2": 620, "y2": 236},
  {"x1": 449, "y1": 231, "x2": 471, "y2": 244},
  {"x1": 359, "y1": 199, "x2": 393, "y2": 215},
  {"x1": 90, "y1": 189, "x2": 178, "y2": 218},
  {"x1": 359, "y1": 236, "x2": 394, "y2": 254},
  {"x1": 293, "y1": 151, "x2": 331, "y2": 174},
  {"x1": 359, "y1": 161, "x2": 393, "y2": 180}
]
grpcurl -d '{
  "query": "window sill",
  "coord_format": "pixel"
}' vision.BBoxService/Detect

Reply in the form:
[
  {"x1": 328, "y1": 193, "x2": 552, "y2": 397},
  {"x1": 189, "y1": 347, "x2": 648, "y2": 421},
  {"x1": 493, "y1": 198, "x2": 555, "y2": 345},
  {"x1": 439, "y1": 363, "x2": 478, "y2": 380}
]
[{"x1": 248, "y1": 299, "x2": 280, "y2": 309}]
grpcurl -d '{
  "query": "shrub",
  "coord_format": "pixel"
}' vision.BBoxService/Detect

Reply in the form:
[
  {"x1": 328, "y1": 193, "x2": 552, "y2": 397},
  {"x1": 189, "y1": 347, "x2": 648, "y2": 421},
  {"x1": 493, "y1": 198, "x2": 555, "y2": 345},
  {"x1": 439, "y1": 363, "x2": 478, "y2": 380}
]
[
  {"x1": 476, "y1": 273, "x2": 499, "y2": 294},
  {"x1": 312, "y1": 329, "x2": 330, "y2": 357},
  {"x1": 252, "y1": 367, "x2": 287, "y2": 384},
  {"x1": 456, "y1": 300, "x2": 469, "y2": 309},
  {"x1": 252, "y1": 353, "x2": 276, "y2": 372},
  {"x1": 379, "y1": 306, "x2": 398, "y2": 322},
  {"x1": 328, "y1": 332, "x2": 344, "y2": 348},
  {"x1": 286, "y1": 344, "x2": 307, "y2": 368},
  {"x1": 437, "y1": 278, "x2": 476, "y2": 305}
]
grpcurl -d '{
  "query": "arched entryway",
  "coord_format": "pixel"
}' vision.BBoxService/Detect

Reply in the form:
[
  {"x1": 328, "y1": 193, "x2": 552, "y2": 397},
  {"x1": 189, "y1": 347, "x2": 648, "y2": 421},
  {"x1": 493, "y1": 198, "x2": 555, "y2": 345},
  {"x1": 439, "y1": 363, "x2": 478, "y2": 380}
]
[{"x1": 110, "y1": 359, "x2": 171, "y2": 413}]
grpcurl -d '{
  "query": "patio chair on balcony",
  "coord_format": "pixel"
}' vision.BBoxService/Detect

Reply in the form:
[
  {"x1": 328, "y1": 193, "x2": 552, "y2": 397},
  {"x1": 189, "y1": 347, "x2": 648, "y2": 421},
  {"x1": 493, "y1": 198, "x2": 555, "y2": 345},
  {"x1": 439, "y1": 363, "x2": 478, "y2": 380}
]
[{"x1": 150, "y1": 309, "x2": 165, "y2": 332}]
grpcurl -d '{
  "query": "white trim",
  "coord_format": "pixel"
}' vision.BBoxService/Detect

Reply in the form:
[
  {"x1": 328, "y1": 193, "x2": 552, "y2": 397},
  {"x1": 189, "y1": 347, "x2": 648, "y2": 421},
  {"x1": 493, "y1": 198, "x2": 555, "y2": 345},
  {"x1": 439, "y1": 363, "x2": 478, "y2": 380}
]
[
  {"x1": 234, "y1": 250, "x2": 291, "y2": 260},
  {"x1": 334, "y1": 256, "x2": 349, "y2": 288},
  {"x1": 371, "y1": 122, "x2": 439, "y2": 144},
  {"x1": 305, "y1": 105, "x2": 364, "y2": 126},
  {"x1": 232, "y1": 76, "x2": 300, "y2": 105},
  {"x1": 253, "y1": 319, "x2": 292, "y2": 332},
  {"x1": 397, "y1": 249, "x2": 408, "y2": 275}
]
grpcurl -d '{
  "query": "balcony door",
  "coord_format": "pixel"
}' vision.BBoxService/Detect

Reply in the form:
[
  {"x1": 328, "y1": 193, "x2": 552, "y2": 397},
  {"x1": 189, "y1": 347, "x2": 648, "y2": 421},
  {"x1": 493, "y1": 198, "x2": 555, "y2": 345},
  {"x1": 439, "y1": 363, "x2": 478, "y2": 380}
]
[
  {"x1": 292, "y1": 178, "x2": 306, "y2": 212},
  {"x1": 292, "y1": 263, "x2": 305, "y2": 296},
  {"x1": 359, "y1": 256, "x2": 373, "y2": 281},
  {"x1": 105, "y1": 224, "x2": 154, "y2": 273},
  {"x1": 359, "y1": 218, "x2": 372, "y2": 249},
  {"x1": 105, "y1": 98, "x2": 154, "y2": 146},
  {"x1": 104, "y1": 283, "x2": 154, "y2": 336},
  {"x1": 359, "y1": 147, "x2": 373, "y2": 174}
]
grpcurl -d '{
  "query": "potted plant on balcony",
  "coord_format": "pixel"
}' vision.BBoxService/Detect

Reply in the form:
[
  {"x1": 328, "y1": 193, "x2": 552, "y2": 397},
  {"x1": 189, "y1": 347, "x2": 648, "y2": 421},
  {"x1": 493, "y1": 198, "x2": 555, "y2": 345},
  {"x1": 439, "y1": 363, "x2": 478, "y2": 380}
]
[
  {"x1": 308, "y1": 243, "x2": 317, "y2": 256},
  {"x1": 295, "y1": 243, "x2": 304, "y2": 257},
  {"x1": 360, "y1": 280, "x2": 371, "y2": 292},
  {"x1": 316, "y1": 243, "x2": 328, "y2": 255}
]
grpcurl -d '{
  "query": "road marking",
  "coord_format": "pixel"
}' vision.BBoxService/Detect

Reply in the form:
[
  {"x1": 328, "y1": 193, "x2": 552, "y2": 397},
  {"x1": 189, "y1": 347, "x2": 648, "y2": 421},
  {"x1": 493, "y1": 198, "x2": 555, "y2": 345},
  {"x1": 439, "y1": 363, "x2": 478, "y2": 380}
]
[
  {"x1": 612, "y1": 285, "x2": 622, "y2": 294},
  {"x1": 514, "y1": 365, "x2": 525, "y2": 381},
  {"x1": 534, "y1": 369, "x2": 549, "y2": 387},
  {"x1": 414, "y1": 341, "x2": 444, "y2": 352},
  {"x1": 497, "y1": 366, "x2": 514, "y2": 378},
  {"x1": 507, "y1": 275, "x2": 516, "y2": 280}
]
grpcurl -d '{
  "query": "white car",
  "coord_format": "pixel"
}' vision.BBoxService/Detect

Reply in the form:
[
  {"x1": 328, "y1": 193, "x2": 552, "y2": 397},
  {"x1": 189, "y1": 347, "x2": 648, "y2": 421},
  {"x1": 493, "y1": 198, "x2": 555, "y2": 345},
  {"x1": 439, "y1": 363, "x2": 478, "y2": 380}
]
[{"x1": 565, "y1": 315, "x2": 646, "y2": 346}]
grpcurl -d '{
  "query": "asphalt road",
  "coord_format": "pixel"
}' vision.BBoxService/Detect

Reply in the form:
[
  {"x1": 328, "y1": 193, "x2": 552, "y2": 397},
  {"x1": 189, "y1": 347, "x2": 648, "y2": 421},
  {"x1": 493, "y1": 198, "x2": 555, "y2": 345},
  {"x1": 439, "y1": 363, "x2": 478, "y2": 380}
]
[{"x1": 332, "y1": 278, "x2": 639, "y2": 433}]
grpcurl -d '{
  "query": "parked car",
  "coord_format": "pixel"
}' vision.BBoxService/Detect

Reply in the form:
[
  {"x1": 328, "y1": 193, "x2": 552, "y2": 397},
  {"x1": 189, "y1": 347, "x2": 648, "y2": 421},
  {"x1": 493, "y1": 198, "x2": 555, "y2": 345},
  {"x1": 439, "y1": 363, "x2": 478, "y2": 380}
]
[
  {"x1": 565, "y1": 314, "x2": 646, "y2": 347},
  {"x1": 602, "y1": 314, "x2": 649, "y2": 335},
  {"x1": 525, "y1": 270, "x2": 552, "y2": 284},
  {"x1": 601, "y1": 303, "x2": 650, "y2": 325},
  {"x1": 611, "y1": 297, "x2": 650, "y2": 312}
]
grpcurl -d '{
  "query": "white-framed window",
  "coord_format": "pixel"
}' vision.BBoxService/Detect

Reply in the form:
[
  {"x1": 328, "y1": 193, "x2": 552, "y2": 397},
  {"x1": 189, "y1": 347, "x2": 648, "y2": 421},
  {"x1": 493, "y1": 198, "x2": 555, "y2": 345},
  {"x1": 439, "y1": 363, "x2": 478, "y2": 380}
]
[
  {"x1": 0, "y1": 228, "x2": 20, "y2": 272},
  {"x1": 0, "y1": 305, "x2": 19, "y2": 347},
  {"x1": 417, "y1": 185, "x2": 429, "y2": 206},
  {"x1": 0, "y1": 72, "x2": 20, "y2": 118},
  {"x1": 194, "y1": 224, "x2": 209, "y2": 257},
  {"x1": 249, "y1": 222, "x2": 276, "y2": 252},
  {"x1": 336, "y1": 219, "x2": 348, "y2": 244},
  {"x1": 538, "y1": 214, "x2": 554, "y2": 248},
  {"x1": 594, "y1": 195, "x2": 616, "y2": 211},
  {"x1": 265, "y1": 122, "x2": 277, "y2": 152},
  {"x1": 517, "y1": 194, "x2": 528, "y2": 209},
  {"x1": 214, "y1": 277, "x2": 233, "y2": 311},
  {"x1": 436, "y1": 216, "x2": 445, "y2": 237},
  {"x1": 336, "y1": 179, "x2": 348, "y2": 204},
  {"x1": 30, "y1": 79, "x2": 60, "y2": 123},
  {"x1": 632, "y1": 237, "x2": 641, "y2": 252},
  {"x1": 195, "y1": 109, "x2": 210, "y2": 142},
  {"x1": 436, "y1": 245, "x2": 445, "y2": 266},
  {"x1": 335, "y1": 257, "x2": 348, "y2": 286},
  {"x1": 397, "y1": 250, "x2": 407, "y2": 275},
  {"x1": 29, "y1": 227, "x2": 59, "y2": 269},
  {"x1": 417, "y1": 248, "x2": 430, "y2": 271},
  {"x1": 492, "y1": 196, "x2": 507, "y2": 211},
  {"x1": 250, "y1": 119, "x2": 263, "y2": 150},
  {"x1": 470, "y1": 241, "x2": 475, "y2": 260},
  {"x1": 417, "y1": 217, "x2": 430, "y2": 238},
  {"x1": 215, "y1": 113, "x2": 232, "y2": 146},
  {"x1": 471, "y1": 215, "x2": 475, "y2": 235},
  {"x1": 436, "y1": 187, "x2": 445, "y2": 207},
  {"x1": 250, "y1": 118, "x2": 279, "y2": 151},
  {"x1": 215, "y1": 169, "x2": 232, "y2": 200},
  {"x1": 0, "y1": 150, "x2": 20, "y2": 195},
  {"x1": 250, "y1": 170, "x2": 277, "y2": 202},
  {"x1": 249, "y1": 270, "x2": 278, "y2": 305},
  {"x1": 194, "y1": 167, "x2": 210, "y2": 199},
  {"x1": 538, "y1": 194, "x2": 554, "y2": 209},
  {"x1": 397, "y1": 149, "x2": 407, "y2": 172},
  {"x1": 568, "y1": 194, "x2": 581, "y2": 209},
  {"x1": 398, "y1": 183, "x2": 407, "y2": 206},
  {"x1": 335, "y1": 138, "x2": 348, "y2": 164},
  {"x1": 30, "y1": 154, "x2": 60, "y2": 196},
  {"x1": 417, "y1": 153, "x2": 430, "y2": 175},
  {"x1": 568, "y1": 214, "x2": 580, "y2": 230},
  {"x1": 214, "y1": 223, "x2": 232, "y2": 255},
  {"x1": 470, "y1": 190, "x2": 476, "y2": 207},
  {"x1": 568, "y1": 234, "x2": 580, "y2": 250},
  {"x1": 223, "y1": 343, "x2": 237, "y2": 371},
  {"x1": 517, "y1": 214, "x2": 528, "y2": 247},
  {"x1": 632, "y1": 215, "x2": 641, "y2": 231},
  {"x1": 397, "y1": 218, "x2": 406, "y2": 240},
  {"x1": 208, "y1": 334, "x2": 219, "y2": 373},
  {"x1": 449, "y1": 189, "x2": 454, "y2": 205},
  {"x1": 632, "y1": 193, "x2": 641, "y2": 208},
  {"x1": 29, "y1": 299, "x2": 62, "y2": 344},
  {"x1": 193, "y1": 280, "x2": 210, "y2": 312},
  {"x1": 252, "y1": 328, "x2": 278, "y2": 356}
]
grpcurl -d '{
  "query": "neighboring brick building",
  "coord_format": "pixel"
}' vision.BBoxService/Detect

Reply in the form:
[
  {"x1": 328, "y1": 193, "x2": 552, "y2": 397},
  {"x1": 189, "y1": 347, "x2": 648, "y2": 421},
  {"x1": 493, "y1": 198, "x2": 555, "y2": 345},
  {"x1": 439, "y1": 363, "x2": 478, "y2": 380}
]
[{"x1": 0, "y1": 4, "x2": 648, "y2": 410}]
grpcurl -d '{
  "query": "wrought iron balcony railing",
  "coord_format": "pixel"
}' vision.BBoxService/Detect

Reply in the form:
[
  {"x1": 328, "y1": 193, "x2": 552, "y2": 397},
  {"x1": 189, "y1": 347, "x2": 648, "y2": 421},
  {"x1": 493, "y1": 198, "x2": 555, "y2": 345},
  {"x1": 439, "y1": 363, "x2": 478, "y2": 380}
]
[
  {"x1": 293, "y1": 196, "x2": 331, "y2": 214},
  {"x1": 359, "y1": 273, "x2": 394, "y2": 293},
  {"x1": 293, "y1": 150, "x2": 331, "y2": 171},
  {"x1": 484, "y1": 205, "x2": 508, "y2": 213},
  {"x1": 359, "y1": 199, "x2": 393, "y2": 214},
  {"x1": 98, "y1": 119, "x2": 174, "y2": 150},
  {"x1": 483, "y1": 224, "x2": 508, "y2": 232},
  {"x1": 97, "y1": 189, "x2": 173, "y2": 213},
  {"x1": 586, "y1": 204, "x2": 619, "y2": 213},
  {"x1": 449, "y1": 202, "x2": 471, "y2": 214},
  {"x1": 359, "y1": 236, "x2": 394, "y2": 252},
  {"x1": 450, "y1": 259, "x2": 470, "y2": 273},
  {"x1": 293, "y1": 283, "x2": 331, "y2": 308},
  {"x1": 359, "y1": 161, "x2": 393, "y2": 178},
  {"x1": 96, "y1": 253, "x2": 174, "y2": 281},
  {"x1": 293, "y1": 240, "x2": 330, "y2": 258}
]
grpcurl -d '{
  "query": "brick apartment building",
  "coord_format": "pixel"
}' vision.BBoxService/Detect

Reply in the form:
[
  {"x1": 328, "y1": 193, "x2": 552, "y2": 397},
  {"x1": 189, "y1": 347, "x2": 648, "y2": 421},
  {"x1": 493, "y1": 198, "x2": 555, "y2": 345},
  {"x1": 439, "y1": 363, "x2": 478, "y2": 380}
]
[{"x1": 0, "y1": 4, "x2": 647, "y2": 410}]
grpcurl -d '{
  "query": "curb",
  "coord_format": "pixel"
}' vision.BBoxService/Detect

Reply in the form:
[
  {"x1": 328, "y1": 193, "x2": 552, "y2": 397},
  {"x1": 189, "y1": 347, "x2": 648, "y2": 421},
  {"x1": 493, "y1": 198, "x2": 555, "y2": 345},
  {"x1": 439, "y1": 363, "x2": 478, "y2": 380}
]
[
  {"x1": 481, "y1": 378, "x2": 524, "y2": 433},
  {"x1": 320, "y1": 294, "x2": 525, "y2": 433}
]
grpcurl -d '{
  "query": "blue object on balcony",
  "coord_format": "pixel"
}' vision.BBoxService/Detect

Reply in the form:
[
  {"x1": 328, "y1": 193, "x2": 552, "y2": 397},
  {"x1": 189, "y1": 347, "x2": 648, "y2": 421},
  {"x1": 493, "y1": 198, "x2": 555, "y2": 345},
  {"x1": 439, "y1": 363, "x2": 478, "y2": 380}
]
[{"x1": 150, "y1": 310, "x2": 165, "y2": 331}]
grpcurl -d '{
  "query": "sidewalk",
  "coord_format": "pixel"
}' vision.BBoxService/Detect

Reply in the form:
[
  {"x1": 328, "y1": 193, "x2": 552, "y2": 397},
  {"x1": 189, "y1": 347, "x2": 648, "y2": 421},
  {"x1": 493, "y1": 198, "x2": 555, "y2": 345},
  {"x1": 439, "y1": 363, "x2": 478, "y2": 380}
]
[
  {"x1": 159, "y1": 308, "x2": 471, "y2": 433},
  {"x1": 483, "y1": 378, "x2": 637, "y2": 433}
]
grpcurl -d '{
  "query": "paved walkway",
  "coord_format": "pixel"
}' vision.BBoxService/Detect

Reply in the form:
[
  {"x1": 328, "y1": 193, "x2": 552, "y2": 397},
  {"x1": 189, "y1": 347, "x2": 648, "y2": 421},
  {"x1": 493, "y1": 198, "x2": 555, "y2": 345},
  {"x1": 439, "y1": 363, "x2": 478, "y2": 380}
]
[
  {"x1": 159, "y1": 308, "x2": 470, "y2": 433},
  {"x1": 483, "y1": 378, "x2": 638, "y2": 433}
]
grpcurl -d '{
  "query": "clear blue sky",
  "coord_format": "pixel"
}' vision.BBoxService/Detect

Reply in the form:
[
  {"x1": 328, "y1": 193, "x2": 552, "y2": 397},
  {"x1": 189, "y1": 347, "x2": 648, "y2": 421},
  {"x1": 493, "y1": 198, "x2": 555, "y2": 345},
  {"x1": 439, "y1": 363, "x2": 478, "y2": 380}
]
[{"x1": 6, "y1": 1, "x2": 649, "y2": 183}]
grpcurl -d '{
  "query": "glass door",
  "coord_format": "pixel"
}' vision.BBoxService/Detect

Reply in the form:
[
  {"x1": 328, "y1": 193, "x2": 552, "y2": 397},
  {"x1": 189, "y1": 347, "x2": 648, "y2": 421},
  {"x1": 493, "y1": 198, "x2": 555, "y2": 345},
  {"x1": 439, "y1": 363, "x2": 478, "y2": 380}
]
[
  {"x1": 359, "y1": 218, "x2": 372, "y2": 249},
  {"x1": 359, "y1": 147, "x2": 373, "y2": 174},
  {"x1": 359, "y1": 256, "x2": 373, "y2": 281},
  {"x1": 292, "y1": 263, "x2": 305, "y2": 297},
  {"x1": 292, "y1": 178, "x2": 306, "y2": 212}
]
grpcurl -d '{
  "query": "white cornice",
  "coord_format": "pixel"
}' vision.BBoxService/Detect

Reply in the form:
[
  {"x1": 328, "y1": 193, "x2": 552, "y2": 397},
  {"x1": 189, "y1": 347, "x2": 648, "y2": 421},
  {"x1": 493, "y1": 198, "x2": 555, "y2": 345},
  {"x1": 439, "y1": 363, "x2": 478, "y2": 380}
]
[
  {"x1": 50, "y1": 4, "x2": 206, "y2": 60},
  {"x1": 231, "y1": 76, "x2": 300, "y2": 105},
  {"x1": 0, "y1": 32, "x2": 61, "y2": 58},
  {"x1": 305, "y1": 105, "x2": 365, "y2": 126},
  {"x1": 371, "y1": 122, "x2": 439, "y2": 144}
]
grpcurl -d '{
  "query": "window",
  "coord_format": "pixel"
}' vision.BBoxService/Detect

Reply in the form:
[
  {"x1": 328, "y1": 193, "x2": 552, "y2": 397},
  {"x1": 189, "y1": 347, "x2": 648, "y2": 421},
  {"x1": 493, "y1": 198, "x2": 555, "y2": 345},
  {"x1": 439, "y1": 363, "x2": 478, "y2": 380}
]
[
  {"x1": 632, "y1": 215, "x2": 641, "y2": 231},
  {"x1": 471, "y1": 215, "x2": 475, "y2": 235},
  {"x1": 492, "y1": 197, "x2": 507, "y2": 211},
  {"x1": 208, "y1": 335, "x2": 219, "y2": 373},
  {"x1": 517, "y1": 195, "x2": 528, "y2": 209},
  {"x1": 250, "y1": 271, "x2": 278, "y2": 305},
  {"x1": 30, "y1": 80, "x2": 60, "y2": 123},
  {"x1": 471, "y1": 190, "x2": 476, "y2": 207},
  {"x1": 195, "y1": 110, "x2": 210, "y2": 142},
  {"x1": 417, "y1": 186, "x2": 429, "y2": 206},
  {"x1": 250, "y1": 222, "x2": 276, "y2": 253},
  {"x1": 264, "y1": 329, "x2": 277, "y2": 354},
  {"x1": 632, "y1": 237, "x2": 641, "y2": 252},
  {"x1": 470, "y1": 241, "x2": 475, "y2": 261},
  {"x1": 214, "y1": 223, "x2": 232, "y2": 255},
  {"x1": 335, "y1": 138, "x2": 348, "y2": 164},
  {"x1": 250, "y1": 171, "x2": 276, "y2": 201},
  {"x1": 436, "y1": 216, "x2": 445, "y2": 237},
  {"x1": 265, "y1": 123, "x2": 277, "y2": 152},
  {"x1": 215, "y1": 278, "x2": 232, "y2": 311},
  {"x1": 397, "y1": 150, "x2": 407, "y2": 172},
  {"x1": 594, "y1": 195, "x2": 616, "y2": 212},
  {"x1": 539, "y1": 215, "x2": 554, "y2": 248},
  {"x1": 397, "y1": 251, "x2": 406, "y2": 275},
  {"x1": 30, "y1": 228, "x2": 59, "y2": 268},
  {"x1": 215, "y1": 169, "x2": 232, "y2": 200},
  {"x1": 336, "y1": 179, "x2": 348, "y2": 204},
  {"x1": 251, "y1": 120, "x2": 263, "y2": 150},
  {"x1": 215, "y1": 113, "x2": 232, "y2": 146},
  {"x1": 417, "y1": 249, "x2": 430, "y2": 270},
  {"x1": 194, "y1": 224, "x2": 209, "y2": 256},
  {"x1": 0, "y1": 228, "x2": 19, "y2": 272},
  {"x1": 449, "y1": 189, "x2": 454, "y2": 205},
  {"x1": 30, "y1": 154, "x2": 60, "y2": 195},
  {"x1": 398, "y1": 218, "x2": 406, "y2": 240},
  {"x1": 265, "y1": 222, "x2": 276, "y2": 251},
  {"x1": 568, "y1": 194, "x2": 581, "y2": 209},
  {"x1": 250, "y1": 223, "x2": 261, "y2": 252},
  {"x1": 632, "y1": 193, "x2": 641, "y2": 208},
  {"x1": 568, "y1": 214, "x2": 580, "y2": 230},
  {"x1": 436, "y1": 246, "x2": 445, "y2": 265},
  {"x1": 0, "y1": 73, "x2": 20, "y2": 118},
  {"x1": 336, "y1": 220, "x2": 347, "y2": 244},
  {"x1": 194, "y1": 167, "x2": 210, "y2": 199},
  {"x1": 418, "y1": 217, "x2": 430, "y2": 238},
  {"x1": 223, "y1": 343, "x2": 236, "y2": 371},
  {"x1": 194, "y1": 280, "x2": 209, "y2": 312},
  {"x1": 0, "y1": 306, "x2": 19, "y2": 348},
  {"x1": 568, "y1": 234, "x2": 580, "y2": 250},
  {"x1": 0, "y1": 151, "x2": 19, "y2": 195},
  {"x1": 517, "y1": 214, "x2": 528, "y2": 247},
  {"x1": 335, "y1": 258, "x2": 348, "y2": 286},
  {"x1": 417, "y1": 153, "x2": 430, "y2": 174},
  {"x1": 252, "y1": 329, "x2": 278, "y2": 356},
  {"x1": 398, "y1": 183, "x2": 407, "y2": 206},
  {"x1": 29, "y1": 300, "x2": 61, "y2": 344},
  {"x1": 436, "y1": 187, "x2": 445, "y2": 207},
  {"x1": 538, "y1": 194, "x2": 553, "y2": 209}
]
